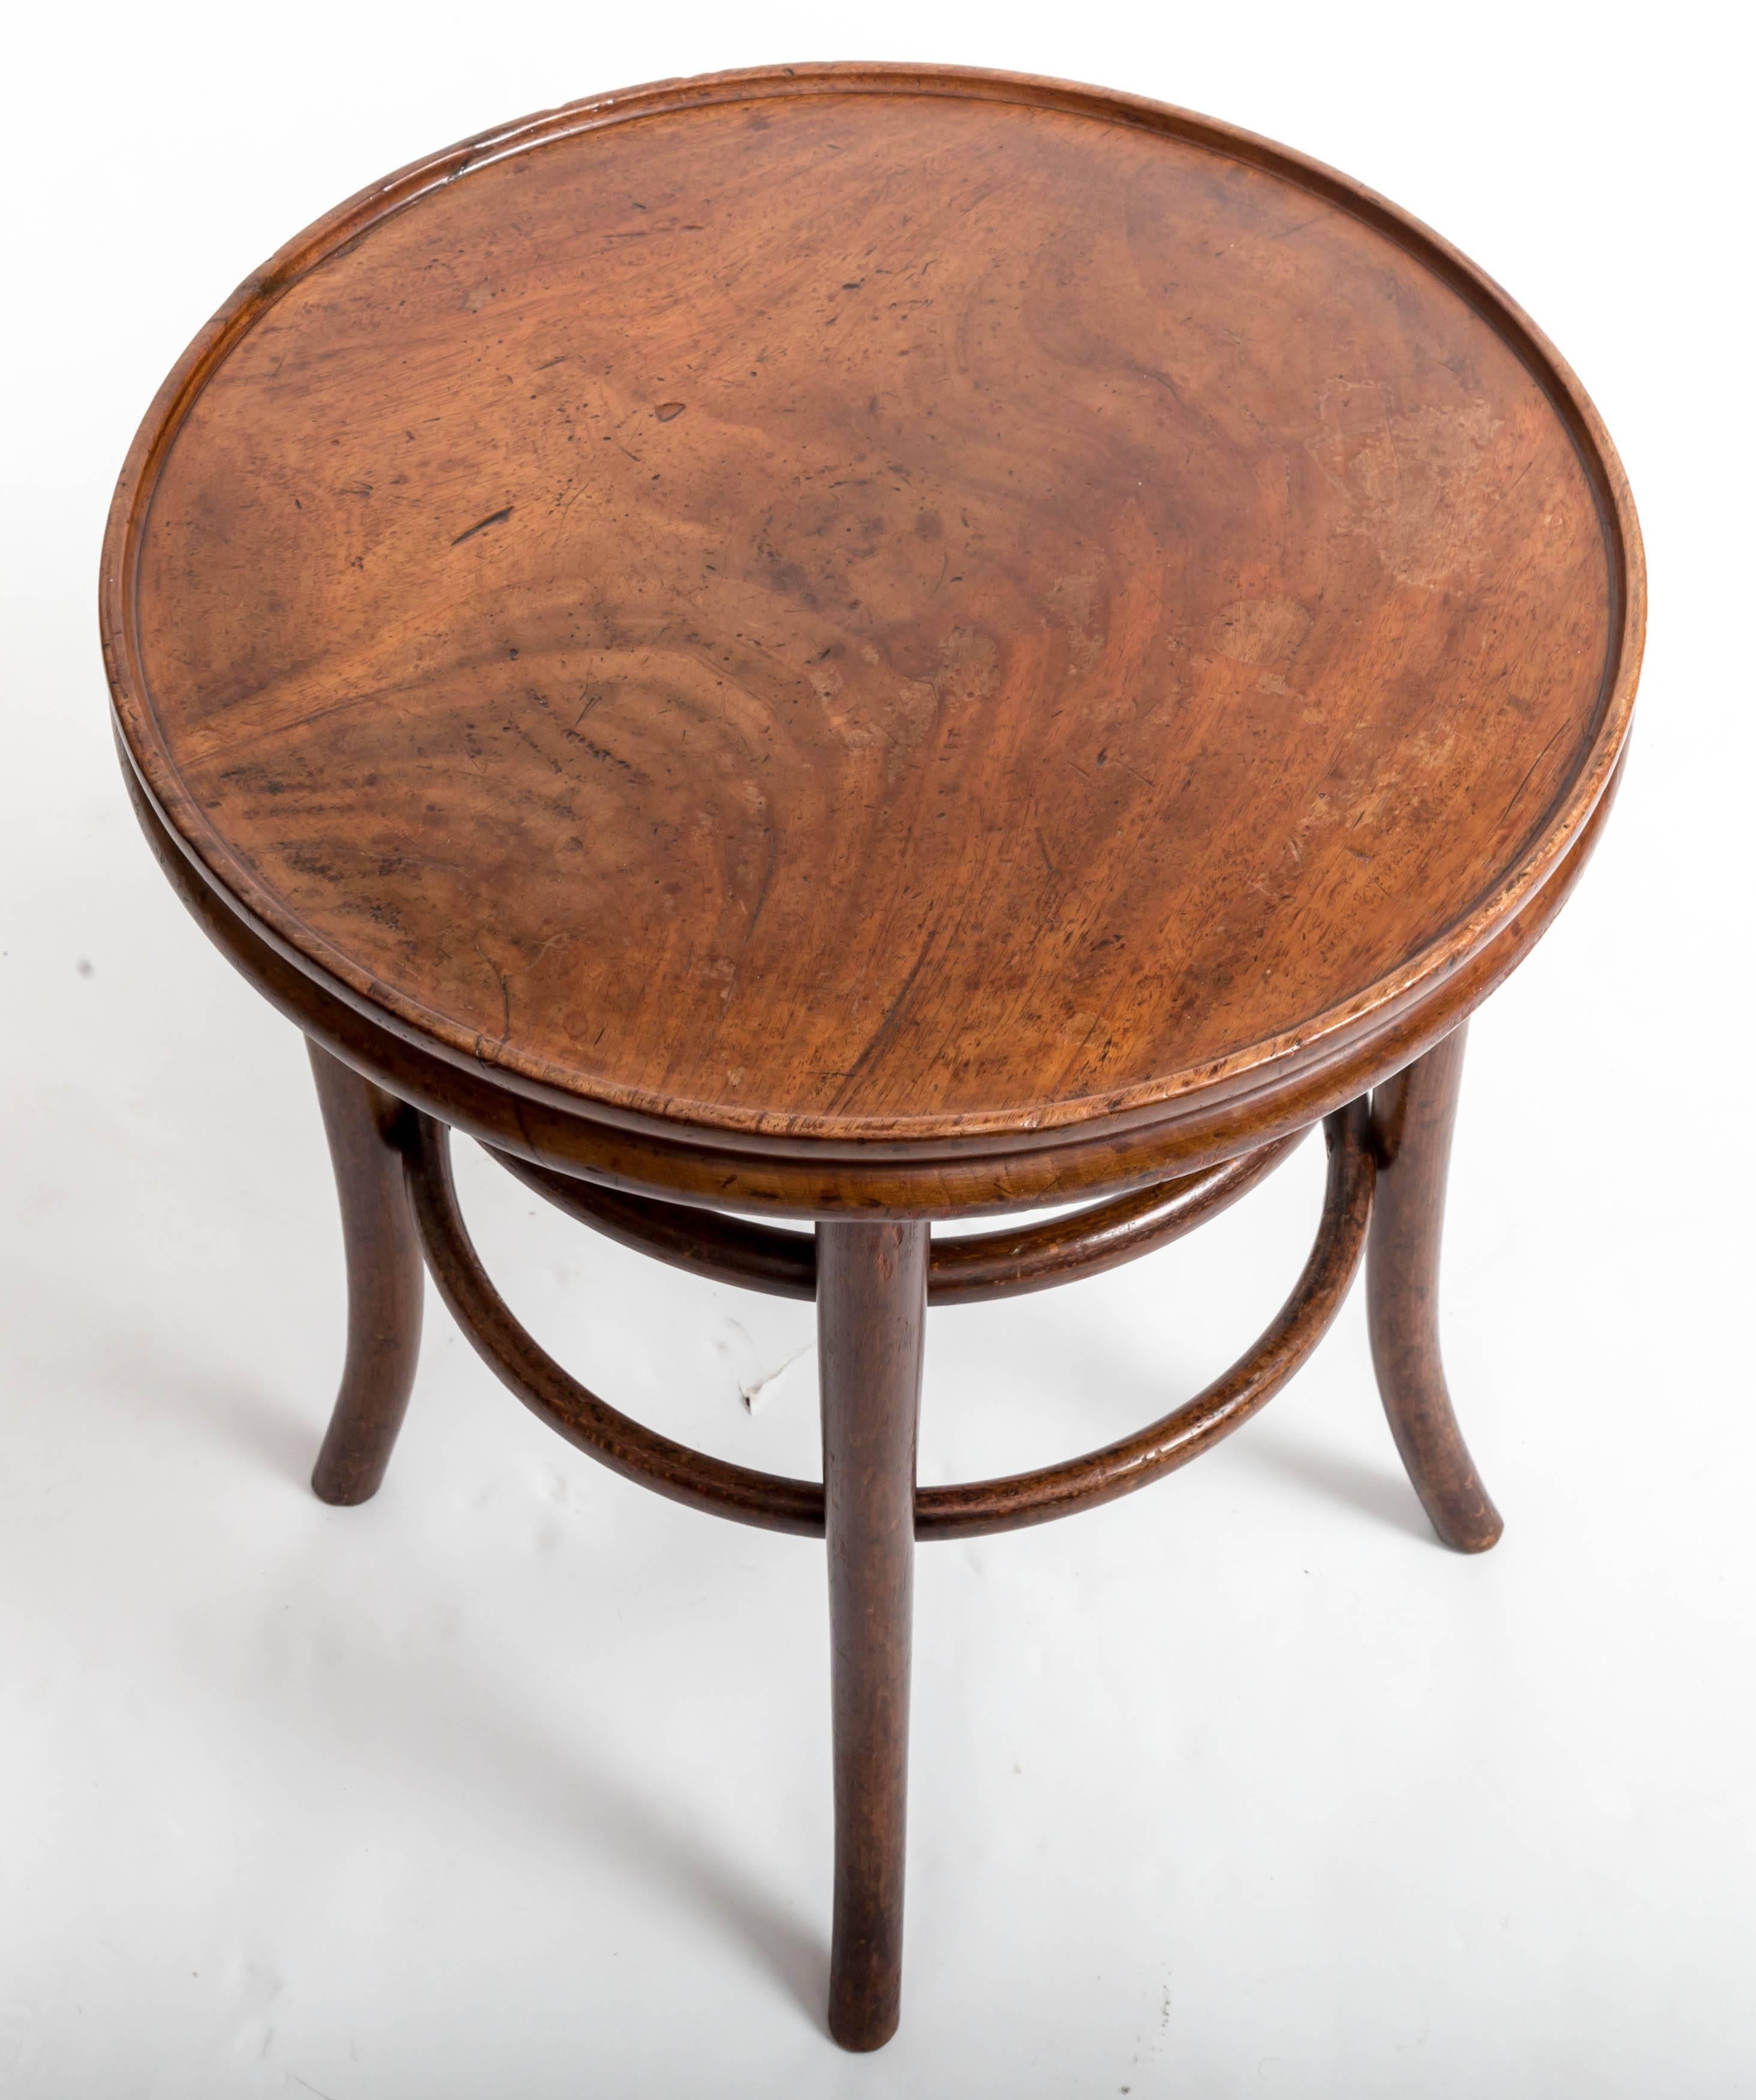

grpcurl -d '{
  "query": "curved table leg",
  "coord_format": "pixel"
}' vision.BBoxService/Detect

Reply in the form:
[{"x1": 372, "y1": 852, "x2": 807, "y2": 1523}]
[
  {"x1": 307, "y1": 1040, "x2": 424, "y2": 1505},
  {"x1": 1367, "y1": 1025, "x2": 1503, "y2": 1552},
  {"x1": 817, "y1": 1219, "x2": 929, "y2": 2051}
]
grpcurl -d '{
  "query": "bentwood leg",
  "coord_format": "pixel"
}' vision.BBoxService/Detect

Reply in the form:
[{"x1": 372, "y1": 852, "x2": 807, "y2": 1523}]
[
  {"x1": 307, "y1": 1040, "x2": 424, "y2": 1505},
  {"x1": 1367, "y1": 1025, "x2": 1503, "y2": 1552},
  {"x1": 817, "y1": 1220, "x2": 929, "y2": 2051}
]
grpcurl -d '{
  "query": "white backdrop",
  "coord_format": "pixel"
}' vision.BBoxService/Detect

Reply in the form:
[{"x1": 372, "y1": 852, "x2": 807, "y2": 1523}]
[{"x1": 2, "y1": 4, "x2": 1748, "y2": 2095}]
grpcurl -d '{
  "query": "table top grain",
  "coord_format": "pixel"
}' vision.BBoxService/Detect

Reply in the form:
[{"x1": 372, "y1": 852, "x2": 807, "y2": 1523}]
[{"x1": 104, "y1": 65, "x2": 1642, "y2": 1144}]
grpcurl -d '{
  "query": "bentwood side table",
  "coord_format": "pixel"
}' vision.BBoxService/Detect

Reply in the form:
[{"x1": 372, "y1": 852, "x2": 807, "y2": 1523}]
[{"x1": 101, "y1": 66, "x2": 1643, "y2": 2050}]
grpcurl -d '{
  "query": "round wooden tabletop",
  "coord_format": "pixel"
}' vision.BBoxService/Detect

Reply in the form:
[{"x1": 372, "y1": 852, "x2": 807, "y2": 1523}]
[{"x1": 104, "y1": 65, "x2": 1642, "y2": 1159}]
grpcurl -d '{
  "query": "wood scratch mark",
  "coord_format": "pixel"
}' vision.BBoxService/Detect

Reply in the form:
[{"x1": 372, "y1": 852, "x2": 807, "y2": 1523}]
[
  {"x1": 451, "y1": 506, "x2": 513, "y2": 546},
  {"x1": 1498, "y1": 724, "x2": 1567, "y2": 827},
  {"x1": 472, "y1": 932, "x2": 513, "y2": 1040}
]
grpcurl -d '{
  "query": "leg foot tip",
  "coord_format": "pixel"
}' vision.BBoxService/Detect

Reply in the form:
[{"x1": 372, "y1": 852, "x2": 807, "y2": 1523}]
[
  {"x1": 1435, "y1": 1507, "x2": 1504, "y2": 1553},
  {"x1": 828, "y1": 2009, "x2": 899, "y2": 2053},
  {"x1": 827, "y1": 1963, "x2": 900, "y2": 2052},
  {"x1": 310, "y1": 1465, "x2": 382, "y2": 1507}
]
